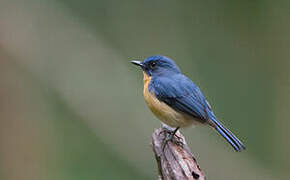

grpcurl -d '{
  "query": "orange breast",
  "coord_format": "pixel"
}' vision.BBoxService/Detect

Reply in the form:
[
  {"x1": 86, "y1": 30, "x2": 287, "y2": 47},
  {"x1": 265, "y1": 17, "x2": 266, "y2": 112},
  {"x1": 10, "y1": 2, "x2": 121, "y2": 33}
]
[{"x1": 142, "y1": 72, "x2": 195, "y2": 127}]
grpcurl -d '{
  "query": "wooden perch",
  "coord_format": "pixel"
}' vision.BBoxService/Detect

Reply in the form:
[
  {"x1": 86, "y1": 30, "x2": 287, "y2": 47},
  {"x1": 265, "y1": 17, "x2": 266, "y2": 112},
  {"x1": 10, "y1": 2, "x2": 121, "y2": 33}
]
[{"x1": 152, "y1": 128, "x2": 205, "y2": 180}]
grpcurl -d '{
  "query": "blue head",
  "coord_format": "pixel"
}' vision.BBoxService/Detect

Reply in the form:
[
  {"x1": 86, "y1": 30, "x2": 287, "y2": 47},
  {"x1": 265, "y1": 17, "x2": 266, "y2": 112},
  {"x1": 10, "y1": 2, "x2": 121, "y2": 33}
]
[{"x1": 131, "y1": 55, "x2": 180, "y2": 77}]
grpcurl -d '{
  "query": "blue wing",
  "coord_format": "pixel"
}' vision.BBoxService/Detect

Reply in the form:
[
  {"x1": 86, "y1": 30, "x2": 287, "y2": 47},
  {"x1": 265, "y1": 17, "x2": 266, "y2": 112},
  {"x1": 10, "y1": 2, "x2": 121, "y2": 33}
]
[
  {"x1": 149, "y1": 74, "x2": 209, "y2": 123},
  {"x1": 149, "y1": 74, "x2": 245, "y2": 151}
]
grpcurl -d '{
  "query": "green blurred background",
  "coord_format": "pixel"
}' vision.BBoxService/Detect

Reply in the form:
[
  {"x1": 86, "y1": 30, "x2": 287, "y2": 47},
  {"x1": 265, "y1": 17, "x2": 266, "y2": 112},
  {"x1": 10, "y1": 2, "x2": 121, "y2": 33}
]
[{"x1": 0, "y1": 0, "x2": 289, "y2": 179}]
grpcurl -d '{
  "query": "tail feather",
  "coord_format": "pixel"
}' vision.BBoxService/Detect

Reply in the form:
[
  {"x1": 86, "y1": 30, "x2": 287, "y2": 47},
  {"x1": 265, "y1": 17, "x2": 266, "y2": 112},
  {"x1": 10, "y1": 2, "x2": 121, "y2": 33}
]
[
  {"x1": 216, "y1": 127, "x2": 240, "y2": 151},
  {"x1": 211, "y1": 118, "x2": 245, "y2": 152}
]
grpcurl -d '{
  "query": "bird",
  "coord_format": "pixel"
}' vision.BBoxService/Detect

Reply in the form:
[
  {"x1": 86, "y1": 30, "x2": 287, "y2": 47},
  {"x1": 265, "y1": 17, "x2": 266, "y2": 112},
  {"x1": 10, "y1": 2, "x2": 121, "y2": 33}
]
[{"x1": 131, "y1": 55, "x2": 245, "y2": 152}]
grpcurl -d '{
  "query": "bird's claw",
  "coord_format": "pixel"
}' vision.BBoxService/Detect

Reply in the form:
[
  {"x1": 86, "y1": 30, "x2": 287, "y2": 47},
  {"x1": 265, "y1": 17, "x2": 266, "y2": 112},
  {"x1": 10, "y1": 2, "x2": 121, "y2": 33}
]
[{"x1": 161, "y1": 128, "x2": 183, "y2": 151}]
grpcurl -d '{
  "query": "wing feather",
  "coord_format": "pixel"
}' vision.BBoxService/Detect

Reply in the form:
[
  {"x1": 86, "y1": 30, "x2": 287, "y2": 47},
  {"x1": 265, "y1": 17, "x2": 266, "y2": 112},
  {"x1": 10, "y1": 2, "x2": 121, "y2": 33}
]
[{"x1": 150, "y1": 74, "x2": 210, "y2": 123}]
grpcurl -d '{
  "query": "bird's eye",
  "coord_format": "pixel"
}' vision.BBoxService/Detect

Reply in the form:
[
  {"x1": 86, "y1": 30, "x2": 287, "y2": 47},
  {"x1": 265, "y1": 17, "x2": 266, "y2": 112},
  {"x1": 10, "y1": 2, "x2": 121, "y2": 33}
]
[{"x1": 149, "y1": 61, "x2": 156, "y2": 68}]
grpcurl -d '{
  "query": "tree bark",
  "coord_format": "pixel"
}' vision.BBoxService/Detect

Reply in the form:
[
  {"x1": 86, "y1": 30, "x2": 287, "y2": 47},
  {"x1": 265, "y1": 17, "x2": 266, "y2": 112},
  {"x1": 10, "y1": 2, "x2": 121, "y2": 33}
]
[{"x1": 152, "y1": 128, "x2": 205, "y2": 180}]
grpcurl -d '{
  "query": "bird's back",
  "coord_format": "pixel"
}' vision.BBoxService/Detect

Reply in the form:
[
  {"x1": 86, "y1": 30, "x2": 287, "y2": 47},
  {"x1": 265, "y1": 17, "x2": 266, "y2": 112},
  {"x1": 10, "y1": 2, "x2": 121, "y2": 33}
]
[{"x1": 143, "y1": 73, "x2": 207, "y2": 127}]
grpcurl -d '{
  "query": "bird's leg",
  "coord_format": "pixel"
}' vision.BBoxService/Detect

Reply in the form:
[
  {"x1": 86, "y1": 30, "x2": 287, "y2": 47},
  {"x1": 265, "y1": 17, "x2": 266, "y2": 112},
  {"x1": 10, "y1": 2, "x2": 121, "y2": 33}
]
[
  {"x1": 160, "y1": 124, "x2": 180, "y2": 138},
  {"x1": 171, "y1": 127, "x2": 180, "y2": 139},
  {"x1": 161, "y1": 127, "x2": 182, "y2": 150},
  {"x1": 172, "y1": 127, "x2": 183, "y2": 141}
]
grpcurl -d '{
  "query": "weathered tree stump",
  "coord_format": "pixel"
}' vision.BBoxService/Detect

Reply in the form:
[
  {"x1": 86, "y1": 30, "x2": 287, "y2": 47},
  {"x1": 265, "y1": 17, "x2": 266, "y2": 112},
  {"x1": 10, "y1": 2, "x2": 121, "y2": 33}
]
[{"x1": 152, "y1": 128, "x2": 205, "y2": 180}]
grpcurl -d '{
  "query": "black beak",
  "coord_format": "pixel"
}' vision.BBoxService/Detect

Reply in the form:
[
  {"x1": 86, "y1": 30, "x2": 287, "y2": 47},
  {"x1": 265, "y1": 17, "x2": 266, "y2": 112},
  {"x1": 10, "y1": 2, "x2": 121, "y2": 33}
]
[{"x1": 131, "y1": 60, "x2": 143, "y2": 68}]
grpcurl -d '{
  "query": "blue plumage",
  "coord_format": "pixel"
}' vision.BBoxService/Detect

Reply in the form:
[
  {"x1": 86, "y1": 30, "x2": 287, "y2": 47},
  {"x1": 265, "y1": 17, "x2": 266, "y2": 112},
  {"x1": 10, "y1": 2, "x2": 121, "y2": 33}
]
[
  {"x1": 150, "y1": 74, "x2": 207, "y2": 122},
  {"x1": 131, "y1": 55, "x2": 245, "y2": 152}
]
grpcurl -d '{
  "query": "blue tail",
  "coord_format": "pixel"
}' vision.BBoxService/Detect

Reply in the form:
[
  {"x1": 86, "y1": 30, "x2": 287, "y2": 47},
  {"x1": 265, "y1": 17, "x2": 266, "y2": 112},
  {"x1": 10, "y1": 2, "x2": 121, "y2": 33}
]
[{"x1": 211, "y1": 118, "x2": 245, "y2": 152}]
